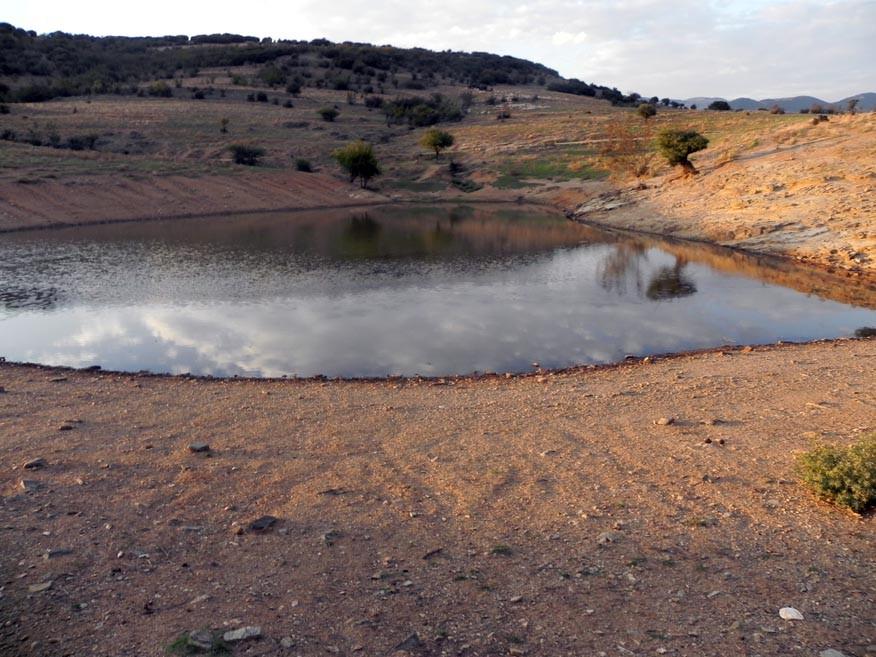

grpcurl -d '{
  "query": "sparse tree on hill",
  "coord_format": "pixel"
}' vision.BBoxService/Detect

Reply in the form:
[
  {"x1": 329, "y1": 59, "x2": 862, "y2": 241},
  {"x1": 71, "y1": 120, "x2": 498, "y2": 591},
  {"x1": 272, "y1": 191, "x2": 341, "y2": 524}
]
[
  {"x1": 655, "y1": 129, "x2": 709, "y2": 173},
  {"x1": 637, "y1": 103, "x2": 657, "y2": 120},
  {"x1": 419, "y1": 128, "x2": 454, "y2": 157},
  {"x1": 707, "y1": 100, "x2": 731, "y2": 111},
  {"x1": 847, "y1": 98, "x2": 859, "y2": 115},
  {"x1": 333, "y1": 140, "x2": 381, "y2": 188}
]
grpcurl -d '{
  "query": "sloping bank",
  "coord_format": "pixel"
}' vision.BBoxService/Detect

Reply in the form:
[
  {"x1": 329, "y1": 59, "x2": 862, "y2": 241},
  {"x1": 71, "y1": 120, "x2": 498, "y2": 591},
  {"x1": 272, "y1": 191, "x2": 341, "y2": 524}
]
[{"x1": 565, "y1": 113, "x2": 876, "y2": 277}]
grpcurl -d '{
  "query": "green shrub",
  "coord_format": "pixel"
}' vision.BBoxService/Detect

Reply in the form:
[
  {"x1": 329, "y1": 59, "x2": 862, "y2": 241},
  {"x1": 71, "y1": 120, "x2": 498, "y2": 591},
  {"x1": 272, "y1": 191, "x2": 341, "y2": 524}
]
[
  {"x1": 655, "y1": 129, "x2": 709, "y2": 172},
  {"x1": 295, "y1": 158, "x2": 312, "y2": 172},
  {"x1": 318, "y1": 107, "x2": 339, "y2": 122},
  {"x1": 228, "y1": 144, "x2": 265, "y2": 166},
  {"x1": 333, "y1": 140, "x2": 380, "y2": 188},
  {"x1": 67, "y1": 134, "x2": 99, "y2": 151},
  {"x1": 796, "y1": 434, "x2": 876, "y2": 513},
  {"x1": 637, "y1": 103, "x2": 657, "y2": 119},
  {"x1": 419, "y1": 128, "x2": 454, "y2": 157},
  {"x1": 147, "y1": 81, "x2": 173, "y2": 97}
]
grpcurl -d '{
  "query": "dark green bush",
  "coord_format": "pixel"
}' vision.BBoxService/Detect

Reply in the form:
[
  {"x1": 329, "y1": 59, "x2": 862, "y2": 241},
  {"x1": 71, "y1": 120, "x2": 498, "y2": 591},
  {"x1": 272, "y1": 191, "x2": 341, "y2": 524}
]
[
  {"x1": 67, "y1": 134, "x2": 99, "y2": 150},
  {"x1": 637, "y1": 103, "x2": 657, "y2": 119},
  {"x1": 295, "y1": 158, "x2": 312, "y2": 172},
  {"x1": 147, "y1": 81, "x2": 173, "y2": 98},
  {"x1": 796, "y1": 435, "x2": 876, "y2": 513},
  {"x1": 707, "y1": 100, "x2": 731, "y2": 111},
  {"x1": 318, "y1": 107, "x2": 339, "y2": 122},
  {"x1": 333, "y1": 140, "x2": 380, "y2": 188},
  {"x1": 655, "y1": 129, "x2": 709, "y2": 171},
  {"x1": 228, "y1": 144, "x2": 265, "y2": 165}
]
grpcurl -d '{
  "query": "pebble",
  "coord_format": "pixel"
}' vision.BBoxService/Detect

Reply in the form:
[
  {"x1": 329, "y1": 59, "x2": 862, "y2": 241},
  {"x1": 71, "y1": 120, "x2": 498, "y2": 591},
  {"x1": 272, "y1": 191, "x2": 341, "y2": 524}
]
[
  {"x1": 655, "y1": 417, "x2": 675, "y2": 426},
  {"x1": 223, "y1": 626, "x2": 261, "y2": 642},
  {"x1": 19, "y1": 479, "x2": 41, "y2": 492},
  {"x1": 24, "y1": 458, "x2": 47, "y2": 470},
  {"x1": 280, "y1": 637, "x2": 295, "y2": 648},
  {"x1": 58, "y1": 424, "x2": 74, "y2": 431},
  {"x1": 43, "y1": 548, "x2": 72, "y2": 560},
  {"x1": 778, "y1": 606, "x2": 803, "y2": 620},
  {"x1": 187, "y1": 630, "x2": 213, "y2": 651},
  {"x1": 248, "y1": 516, "x2": 277, "y2": 532},
  {"x1": 596, "y1": 531, "x2": 619, "y2": 545},
  {"x1": 28, "y1": 580, "x2": 53, "y2": 593},
  {"x1": 188, "y1": 442, "x2": 210, "y2": 453},
  {"x1": 820, "y1": 650, "x2": 849, "y2": 657}
]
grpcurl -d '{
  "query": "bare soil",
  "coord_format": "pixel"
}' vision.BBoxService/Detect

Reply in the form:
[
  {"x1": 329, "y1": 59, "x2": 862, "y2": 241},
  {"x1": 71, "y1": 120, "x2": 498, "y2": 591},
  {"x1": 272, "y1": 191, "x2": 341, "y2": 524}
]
[
  {"x1": 572, "y1": 114, "x2": 876, "y2": 275},
  {"x1": 1, "y1": 340, "x2": 874, "y2": 657}
]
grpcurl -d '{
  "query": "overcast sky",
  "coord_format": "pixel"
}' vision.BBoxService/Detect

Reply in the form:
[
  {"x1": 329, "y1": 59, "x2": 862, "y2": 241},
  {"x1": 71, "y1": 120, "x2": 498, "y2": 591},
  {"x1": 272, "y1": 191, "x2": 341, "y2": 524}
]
[{"x1": 4, "y1": 0, "x2": 874, "y2": 100}]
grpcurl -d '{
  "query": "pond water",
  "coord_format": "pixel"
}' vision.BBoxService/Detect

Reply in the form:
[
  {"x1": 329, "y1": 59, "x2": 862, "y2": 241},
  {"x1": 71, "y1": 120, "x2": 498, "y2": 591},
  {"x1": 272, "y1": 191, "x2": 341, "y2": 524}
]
[{"x1": 1, "y1": 205, "x2": 874, "y2": 378}]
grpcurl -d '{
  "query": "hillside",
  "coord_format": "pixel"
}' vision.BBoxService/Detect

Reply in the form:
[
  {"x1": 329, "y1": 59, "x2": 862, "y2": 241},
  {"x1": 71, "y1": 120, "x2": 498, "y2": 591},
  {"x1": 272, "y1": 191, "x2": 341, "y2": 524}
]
[
  {"x1": 0, "y1": 23, "x2": 640, "y2": 106},
  {"x1": 573, "y1": 113, "x2": 876, "y2": 274}
]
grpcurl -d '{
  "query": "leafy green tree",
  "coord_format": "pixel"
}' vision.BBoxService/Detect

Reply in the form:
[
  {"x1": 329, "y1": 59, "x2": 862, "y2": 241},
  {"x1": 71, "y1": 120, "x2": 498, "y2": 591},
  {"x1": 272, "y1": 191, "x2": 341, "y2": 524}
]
[
  {"x1": 655, "y1": 129, "x2": 709, "y2": 172},
  {"x1": 333, "y1": 141, "x2": 381, "y2": 188},
  {"x1": 419, "y1": 128, "x2": 454, "y2": 157},
  {"x1": 636, "y1": 103, "x2": 657, "y2": 119}
]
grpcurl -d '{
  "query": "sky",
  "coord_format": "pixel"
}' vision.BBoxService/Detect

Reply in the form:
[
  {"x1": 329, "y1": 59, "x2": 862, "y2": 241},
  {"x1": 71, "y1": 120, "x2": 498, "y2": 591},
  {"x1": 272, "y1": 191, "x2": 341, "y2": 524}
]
[{"x1": 4, "y1": 0, "x2": 875, "y2": 100}]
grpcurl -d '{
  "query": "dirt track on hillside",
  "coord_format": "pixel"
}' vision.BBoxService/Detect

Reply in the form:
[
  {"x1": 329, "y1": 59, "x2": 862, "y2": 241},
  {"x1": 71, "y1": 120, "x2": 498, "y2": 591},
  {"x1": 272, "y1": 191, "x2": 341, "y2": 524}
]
[{"x1": 1, "y1": 340, "x2": 874, "y2": 657}]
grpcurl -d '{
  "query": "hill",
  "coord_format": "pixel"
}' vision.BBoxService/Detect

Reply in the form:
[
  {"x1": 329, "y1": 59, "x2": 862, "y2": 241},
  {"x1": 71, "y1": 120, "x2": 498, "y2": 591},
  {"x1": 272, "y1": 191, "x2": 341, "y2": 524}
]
[
  {"x1": 0, "y1": 23, "x2": 641, "y2": 106},
  {"x1": 681, "y1": 93, "x2": 876, "y2": 112}
]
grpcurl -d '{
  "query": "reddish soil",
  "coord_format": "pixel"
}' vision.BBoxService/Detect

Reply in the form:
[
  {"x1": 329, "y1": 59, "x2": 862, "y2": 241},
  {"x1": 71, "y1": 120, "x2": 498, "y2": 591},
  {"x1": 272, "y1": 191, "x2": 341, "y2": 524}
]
[
  {"x1": 1, "y1": 340, "x2": 873, "y2": 657},
  {"x1": 0, "y1": 172, "x2": 383, "y2": 232}
]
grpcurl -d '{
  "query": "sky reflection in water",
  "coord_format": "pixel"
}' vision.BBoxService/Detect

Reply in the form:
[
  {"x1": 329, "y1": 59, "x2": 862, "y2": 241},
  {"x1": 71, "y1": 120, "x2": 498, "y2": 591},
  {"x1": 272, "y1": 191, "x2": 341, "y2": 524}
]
[{"x1": 0, "y1": 205, "x2": 874, "y2": 377}]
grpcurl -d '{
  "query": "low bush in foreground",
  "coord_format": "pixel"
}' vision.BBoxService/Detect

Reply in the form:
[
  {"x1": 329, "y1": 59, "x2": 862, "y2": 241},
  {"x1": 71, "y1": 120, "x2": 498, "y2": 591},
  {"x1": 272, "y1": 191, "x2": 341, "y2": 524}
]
[{"x1": 795, "y1": 434, "x2": 876, "y2": 513}]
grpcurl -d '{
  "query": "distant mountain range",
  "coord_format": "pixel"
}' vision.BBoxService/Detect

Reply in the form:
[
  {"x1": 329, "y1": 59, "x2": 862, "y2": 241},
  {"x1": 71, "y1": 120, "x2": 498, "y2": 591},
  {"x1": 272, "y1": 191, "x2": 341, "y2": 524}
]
[{"x1": 680, "y1": 93, "x2": 876, "y2": 112}]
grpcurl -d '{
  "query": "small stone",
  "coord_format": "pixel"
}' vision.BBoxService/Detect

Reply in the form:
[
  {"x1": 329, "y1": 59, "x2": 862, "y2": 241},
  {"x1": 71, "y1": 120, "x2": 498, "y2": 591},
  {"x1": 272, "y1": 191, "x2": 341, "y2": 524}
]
[
  {"x1": 704, "y1": 437, "x2": 712, "y2": 444},
  {"x1": 596, "y1": 531, "x2": 619, "y2": 545},
  {"x1": 819, "y1": 650, "x2": 849, "y2": 657},
  {"x1": 188, "y1": 442, "x2": 210, "y2": 453},
  {"x1": 248, "y1": 515, "x2": 277, "y2": 532},
  {"x1": 223, "y1": 626, "x2": 261, "y2": 642},
  {"x1": 655, "y1": 417, "x2": 674, "y2": 426},
  {"x1": 280, "y1": 637, "x2": 295, "y2": 649},
  {"x1": 19, "y1": 479, "x2": 41, "y2": 492},
  {"x1": 24, "y1": 458, "x2": 47, "y2": 470},
  {"x1": 187, "y1": 630, "x2": 213, "y2": 651},
  {"x1": 741, "y1": 346, "x2": 753, "y2": 353},
  {"x1": 509, "y1": 595, "x2": 523, "y2": 603},
  {"x1": 49, "y1": 376, "x2": 68, "y2": 382},
  {"x1": 43, "y1": 548, "x2": 73, "y2": 560},
  {"x1": 58, "y1": 424, "x2": 74, "y2": 431},
  {"x1": 394, "y1": 634, "x2": 423, "y2": 653},
  {"x1": 778, "y1": 607, "x2": 803, "y2": 620},
  {"x1": 28, "y1": 580, "x2": 53, "y2": 593}
]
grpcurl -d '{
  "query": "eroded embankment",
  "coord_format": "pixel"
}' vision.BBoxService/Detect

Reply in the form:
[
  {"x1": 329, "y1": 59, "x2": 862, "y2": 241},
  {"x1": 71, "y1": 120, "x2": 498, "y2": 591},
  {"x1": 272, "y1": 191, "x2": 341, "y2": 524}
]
[{"x1": 0, "y1": 170, "x2": 384, "y2": 232}]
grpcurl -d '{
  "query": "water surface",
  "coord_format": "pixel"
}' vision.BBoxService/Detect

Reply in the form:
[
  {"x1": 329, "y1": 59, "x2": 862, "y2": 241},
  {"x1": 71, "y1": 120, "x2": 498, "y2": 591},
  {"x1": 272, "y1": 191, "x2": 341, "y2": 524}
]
[{"x1": 1, "y1": 205, "x2": 873, "y2": 377}]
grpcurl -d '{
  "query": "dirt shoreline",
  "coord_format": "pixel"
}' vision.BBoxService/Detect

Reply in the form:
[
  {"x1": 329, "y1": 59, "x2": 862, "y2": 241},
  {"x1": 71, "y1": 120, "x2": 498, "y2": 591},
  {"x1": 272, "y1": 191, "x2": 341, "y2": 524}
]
[{"x1": 1, "y1": 339, "x2": 874, "y2": 657}]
